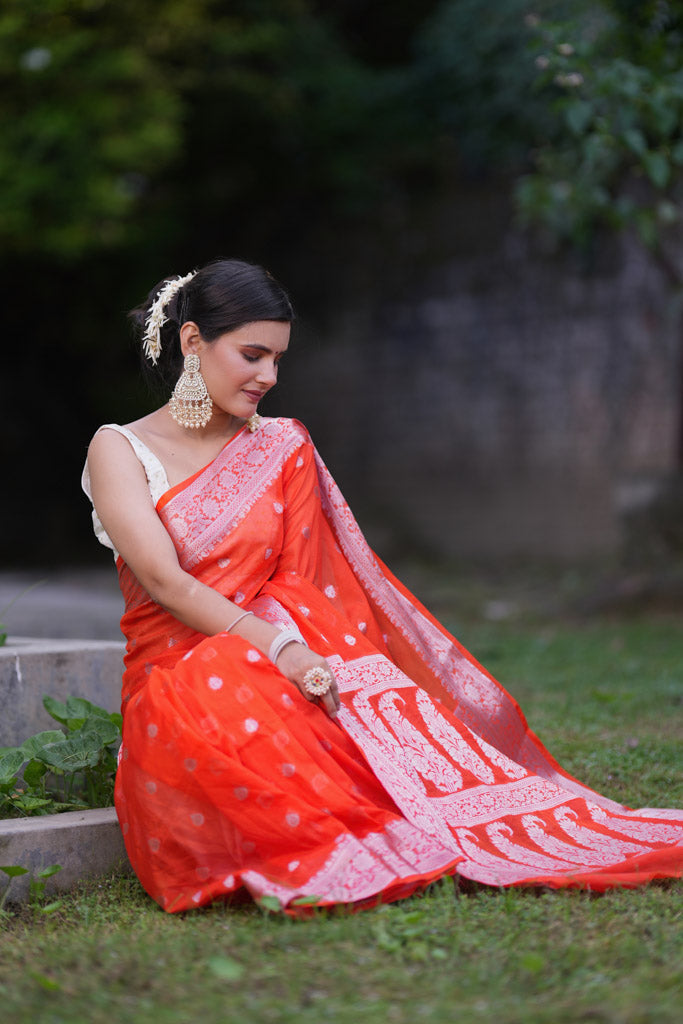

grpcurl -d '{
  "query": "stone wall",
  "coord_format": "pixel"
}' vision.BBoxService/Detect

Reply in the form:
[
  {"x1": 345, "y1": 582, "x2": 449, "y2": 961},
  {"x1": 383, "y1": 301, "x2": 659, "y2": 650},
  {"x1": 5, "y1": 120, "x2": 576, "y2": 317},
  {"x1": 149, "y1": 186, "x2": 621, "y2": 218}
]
[{"x1": 278, "y1": 192, "x2": 680, "y2": 561}]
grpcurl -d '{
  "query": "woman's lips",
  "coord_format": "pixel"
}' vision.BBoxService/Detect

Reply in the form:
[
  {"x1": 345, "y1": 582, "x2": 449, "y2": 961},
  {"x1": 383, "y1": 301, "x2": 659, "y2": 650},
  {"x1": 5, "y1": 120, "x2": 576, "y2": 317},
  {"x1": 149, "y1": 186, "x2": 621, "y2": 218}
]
[{"x1": 243, "y1": 390, "x2": 263, "y2": 403}]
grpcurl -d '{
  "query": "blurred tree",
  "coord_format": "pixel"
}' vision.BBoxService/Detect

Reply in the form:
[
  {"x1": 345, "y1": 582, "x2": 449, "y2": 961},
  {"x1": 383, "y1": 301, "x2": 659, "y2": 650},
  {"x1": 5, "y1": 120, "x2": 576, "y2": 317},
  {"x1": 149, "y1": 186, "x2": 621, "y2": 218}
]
[
  {"x1": 0, "y1": 0, "x2": 192, "y2": 257},
  {"x1": 0, "y1": 0, "x2": 447, "y2": 261},
  {"x1": 412, "y1": 0, "x2": 547, "y2": 174},
  {"x1": 516, "y1": 1, "x2": 683, "y2": 463},
  {"x1": 1, "y1": 0, "x2": 558, "y2": 263},
  {"x1": 2, "y1": 0, "x2": 607, "y2": 563}
]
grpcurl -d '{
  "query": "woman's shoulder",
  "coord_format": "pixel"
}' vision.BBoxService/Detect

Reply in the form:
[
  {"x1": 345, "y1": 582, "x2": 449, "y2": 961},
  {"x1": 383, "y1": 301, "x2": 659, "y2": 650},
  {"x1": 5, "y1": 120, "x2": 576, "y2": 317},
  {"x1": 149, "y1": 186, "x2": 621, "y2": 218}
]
[
  {"x1": 86, "y1": 423, "x2": 150, "y2": 469},
  {"x1": 86, "y1": 421, "x2": 170, "y2": 487},
  {"x1": 85, "y1": 421, "x2": 170, "y2": 509},
  {"x1": 88, "y1": 412, "x2": 169, "y2": 458},
  {"x1": 88, "y1": 423, "x2": 134, "y2": 446},
  {"x1": 86, "y1": 424, "x2": 133, "y2": 463}
]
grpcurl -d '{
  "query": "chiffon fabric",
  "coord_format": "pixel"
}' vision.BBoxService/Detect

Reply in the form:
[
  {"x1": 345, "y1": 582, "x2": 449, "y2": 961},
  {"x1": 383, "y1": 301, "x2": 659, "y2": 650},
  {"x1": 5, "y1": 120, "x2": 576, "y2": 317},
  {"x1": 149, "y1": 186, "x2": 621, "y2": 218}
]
[{"x1": 85, "y1": 418, "x2": 683, "y2": 914}]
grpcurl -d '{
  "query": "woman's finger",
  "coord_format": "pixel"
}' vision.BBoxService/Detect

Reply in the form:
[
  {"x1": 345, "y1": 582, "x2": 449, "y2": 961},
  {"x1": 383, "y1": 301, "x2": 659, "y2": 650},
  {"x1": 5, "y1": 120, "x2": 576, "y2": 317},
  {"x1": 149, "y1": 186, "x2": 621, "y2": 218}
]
[
  {"x1": 323, "y1": 674, "x2": 340, "y2": 716},
  {"x1": 320, "y1": 687, "x2": 339, "y2": 718}
]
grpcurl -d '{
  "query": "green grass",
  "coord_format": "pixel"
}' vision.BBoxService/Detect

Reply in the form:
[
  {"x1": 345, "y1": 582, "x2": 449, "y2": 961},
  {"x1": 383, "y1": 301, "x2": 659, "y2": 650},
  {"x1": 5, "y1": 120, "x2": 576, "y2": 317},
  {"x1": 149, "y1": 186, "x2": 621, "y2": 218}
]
[
  {"x1": 0, "y1": 874, "x2": 681, "y2": 1024},
  {"x1": 0, "y1": 588, "x2": 681, "y2": 1024}
]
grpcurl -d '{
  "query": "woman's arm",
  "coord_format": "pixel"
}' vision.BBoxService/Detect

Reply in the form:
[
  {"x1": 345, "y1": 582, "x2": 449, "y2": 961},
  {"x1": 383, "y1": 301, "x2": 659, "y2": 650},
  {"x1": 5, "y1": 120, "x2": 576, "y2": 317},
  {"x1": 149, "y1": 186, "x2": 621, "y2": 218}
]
[{"x1": 87, "y1": 429, "x2": 339, "y2": 715}]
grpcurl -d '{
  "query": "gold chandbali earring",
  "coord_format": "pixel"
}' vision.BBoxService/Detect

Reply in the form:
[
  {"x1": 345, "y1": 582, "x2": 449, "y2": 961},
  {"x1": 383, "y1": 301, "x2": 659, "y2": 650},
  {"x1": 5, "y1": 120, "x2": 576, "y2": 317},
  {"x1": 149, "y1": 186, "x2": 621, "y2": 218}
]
[{"x1": 168, "y1": 354, "x2": 213, "y2": 429}]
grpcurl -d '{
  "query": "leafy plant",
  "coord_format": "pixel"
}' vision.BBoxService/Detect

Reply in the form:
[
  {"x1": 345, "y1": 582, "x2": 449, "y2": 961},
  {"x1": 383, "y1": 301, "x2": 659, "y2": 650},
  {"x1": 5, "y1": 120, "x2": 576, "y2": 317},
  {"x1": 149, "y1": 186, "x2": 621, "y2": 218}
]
[
  {"x1": 0, "y1": 696, "x2": 122, "y2": 818},
  {"x1": 0, "y1": 863, "x2": 63, "y2": 917},
  {"x1": 516, "y1": 3, "x2": 683, "y2": 272},
  {"x1": 515, "y1": 1, "x2": 683, "y2": 472}
]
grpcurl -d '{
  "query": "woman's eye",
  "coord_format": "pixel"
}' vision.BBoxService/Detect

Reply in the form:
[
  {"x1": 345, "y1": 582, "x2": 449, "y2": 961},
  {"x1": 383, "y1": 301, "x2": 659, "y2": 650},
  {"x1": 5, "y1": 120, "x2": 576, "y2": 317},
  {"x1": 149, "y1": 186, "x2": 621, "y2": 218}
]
[{"x1": 243, "y1": 353, "x2": 260, "y2": 363}]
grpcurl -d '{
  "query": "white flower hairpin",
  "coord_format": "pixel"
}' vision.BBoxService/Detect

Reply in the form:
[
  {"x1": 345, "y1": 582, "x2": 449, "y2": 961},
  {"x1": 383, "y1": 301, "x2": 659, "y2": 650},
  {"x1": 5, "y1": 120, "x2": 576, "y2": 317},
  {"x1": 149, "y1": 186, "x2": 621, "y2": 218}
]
[{"x1": 142, "y1": 271, "x2": 196, "y2": 364}]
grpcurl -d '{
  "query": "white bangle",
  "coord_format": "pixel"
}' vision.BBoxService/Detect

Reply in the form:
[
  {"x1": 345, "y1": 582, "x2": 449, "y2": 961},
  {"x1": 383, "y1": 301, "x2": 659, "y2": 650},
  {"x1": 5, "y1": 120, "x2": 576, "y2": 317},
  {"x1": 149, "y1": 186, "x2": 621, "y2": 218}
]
[
  {"x1": 225, "y1": 610, "x2": 254, "y2": 633},
  {"x1": 269, "y1": 628, "x2": 307, "y2": 664}
]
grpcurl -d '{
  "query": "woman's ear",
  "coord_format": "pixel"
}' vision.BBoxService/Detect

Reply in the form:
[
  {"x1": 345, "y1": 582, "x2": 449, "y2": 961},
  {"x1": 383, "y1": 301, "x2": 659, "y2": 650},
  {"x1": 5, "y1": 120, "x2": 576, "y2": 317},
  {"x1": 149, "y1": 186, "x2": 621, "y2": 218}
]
[{"x1": 179, "y1": 321, "x2": 203, "y2": 357}]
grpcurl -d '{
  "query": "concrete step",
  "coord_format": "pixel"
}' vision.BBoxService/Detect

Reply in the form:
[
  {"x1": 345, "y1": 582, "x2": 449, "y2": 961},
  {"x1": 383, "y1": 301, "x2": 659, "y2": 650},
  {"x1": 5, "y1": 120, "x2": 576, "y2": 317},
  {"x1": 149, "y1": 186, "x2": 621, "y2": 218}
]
[
  {"x1": 0, "y1": 637, "x2": 125, "y2": 747},
  {"x1": 0, "y1": 638, "x2": 130, "y2": 904},
  {"x1": 0, "y1": 807, "x2": 130, "y2": 903}
]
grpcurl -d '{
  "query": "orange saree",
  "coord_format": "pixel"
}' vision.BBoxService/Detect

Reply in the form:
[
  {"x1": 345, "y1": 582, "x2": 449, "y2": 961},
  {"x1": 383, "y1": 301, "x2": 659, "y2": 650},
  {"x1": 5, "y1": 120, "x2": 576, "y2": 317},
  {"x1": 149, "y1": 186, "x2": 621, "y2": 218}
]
[{"x1": 104, "y1": 418, "x2": 682, "y2": 913}]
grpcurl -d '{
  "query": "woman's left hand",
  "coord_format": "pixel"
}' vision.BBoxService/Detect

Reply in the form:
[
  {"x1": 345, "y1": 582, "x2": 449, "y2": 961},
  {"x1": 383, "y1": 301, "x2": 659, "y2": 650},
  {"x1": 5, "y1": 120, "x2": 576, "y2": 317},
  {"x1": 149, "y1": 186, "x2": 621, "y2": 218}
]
[{"x1": 276, "y1": 643, "x2": 341, "y2": 718}]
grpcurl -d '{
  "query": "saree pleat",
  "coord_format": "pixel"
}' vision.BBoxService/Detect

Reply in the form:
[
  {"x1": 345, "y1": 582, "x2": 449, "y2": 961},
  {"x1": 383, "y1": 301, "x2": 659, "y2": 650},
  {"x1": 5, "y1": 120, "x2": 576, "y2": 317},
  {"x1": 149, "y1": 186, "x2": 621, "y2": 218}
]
[{"x1": 109, "y1": 418, "x2": 682, "y2": 913}]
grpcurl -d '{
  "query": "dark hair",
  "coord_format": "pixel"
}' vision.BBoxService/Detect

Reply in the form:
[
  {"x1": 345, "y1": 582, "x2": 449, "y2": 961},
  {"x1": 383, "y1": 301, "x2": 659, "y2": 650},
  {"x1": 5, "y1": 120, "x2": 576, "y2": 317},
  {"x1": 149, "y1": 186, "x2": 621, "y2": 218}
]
[{"x1": 130, "y1": 258, "x2": 295, "y2": 392}]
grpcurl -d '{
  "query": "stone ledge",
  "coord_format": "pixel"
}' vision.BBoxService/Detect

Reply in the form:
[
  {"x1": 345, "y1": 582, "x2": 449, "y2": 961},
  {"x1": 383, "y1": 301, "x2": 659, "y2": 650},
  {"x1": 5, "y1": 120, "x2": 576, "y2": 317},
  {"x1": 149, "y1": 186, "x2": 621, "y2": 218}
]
[
  {"x1": 0, "y1": 637, "x2": 125, "y2": 747},
  {"x1": 0, "y1": 806, "x2": 130, "y2": 903},
  {"x1": 0, "y1": 638, "x2": 130, "y2": 904}
]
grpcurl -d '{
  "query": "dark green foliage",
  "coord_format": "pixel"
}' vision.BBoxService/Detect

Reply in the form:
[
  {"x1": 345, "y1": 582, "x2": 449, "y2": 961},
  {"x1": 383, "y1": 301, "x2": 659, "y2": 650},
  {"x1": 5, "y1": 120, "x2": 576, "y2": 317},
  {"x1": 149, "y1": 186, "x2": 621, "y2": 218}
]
[
  {"x1": 0, "y1": 0, "x2": 187, "y2": 257},
  {"x1": 1, "y1": 0, "x2": 549, "y2": 261},
  {"x1": 516, "y1": 1, "x2": 683, "y2": 272},
  {"x1": 413, "y1": 0, "x2": 546, "y2": 172}
]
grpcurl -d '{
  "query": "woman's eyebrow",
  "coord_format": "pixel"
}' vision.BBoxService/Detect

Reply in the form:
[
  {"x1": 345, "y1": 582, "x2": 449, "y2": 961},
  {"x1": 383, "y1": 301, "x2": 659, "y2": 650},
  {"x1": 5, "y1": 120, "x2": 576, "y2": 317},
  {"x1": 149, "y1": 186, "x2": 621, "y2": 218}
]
[{"x1": 241, "y1": 343, "x2": 287, "y2": 355}]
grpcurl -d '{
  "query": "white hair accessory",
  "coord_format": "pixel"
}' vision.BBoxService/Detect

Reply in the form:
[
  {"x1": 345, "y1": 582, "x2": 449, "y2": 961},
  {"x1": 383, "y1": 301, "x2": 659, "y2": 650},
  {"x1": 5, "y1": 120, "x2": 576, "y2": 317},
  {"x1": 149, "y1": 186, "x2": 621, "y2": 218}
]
[{"x1": 142, "y1": 271, "x2": 196, "y2": 364}]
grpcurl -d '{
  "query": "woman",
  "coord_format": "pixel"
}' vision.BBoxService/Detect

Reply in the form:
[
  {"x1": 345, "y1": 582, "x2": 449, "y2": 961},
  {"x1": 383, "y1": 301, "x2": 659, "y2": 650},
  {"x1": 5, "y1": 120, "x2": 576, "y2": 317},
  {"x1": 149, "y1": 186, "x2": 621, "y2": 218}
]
[{"x1": 83, "y1": 258, "x2": 683, "y2": 914}]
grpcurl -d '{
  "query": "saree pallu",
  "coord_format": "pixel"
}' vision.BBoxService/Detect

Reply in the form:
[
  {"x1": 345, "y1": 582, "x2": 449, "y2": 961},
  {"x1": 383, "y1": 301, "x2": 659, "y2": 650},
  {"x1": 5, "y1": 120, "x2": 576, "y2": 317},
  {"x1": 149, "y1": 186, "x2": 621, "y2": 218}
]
[{"x1": 112, "y1": 418, "x2": 683, "y2": 913}]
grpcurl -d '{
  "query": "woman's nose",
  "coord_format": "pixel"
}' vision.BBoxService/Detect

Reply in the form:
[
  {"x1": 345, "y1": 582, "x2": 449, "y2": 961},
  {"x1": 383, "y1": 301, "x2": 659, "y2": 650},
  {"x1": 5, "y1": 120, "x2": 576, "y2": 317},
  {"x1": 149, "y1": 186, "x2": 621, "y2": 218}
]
[{"x1": 256, "y1": 361, "x2": 278, "y2": 385}]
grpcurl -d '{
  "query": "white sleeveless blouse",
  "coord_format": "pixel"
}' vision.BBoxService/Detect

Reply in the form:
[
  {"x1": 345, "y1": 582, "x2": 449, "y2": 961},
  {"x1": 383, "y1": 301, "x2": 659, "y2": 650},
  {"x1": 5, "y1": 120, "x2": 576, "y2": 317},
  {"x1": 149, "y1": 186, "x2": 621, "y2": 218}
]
[{"x1": 81, "y1": 424, "x2": 171, "y2": 558}]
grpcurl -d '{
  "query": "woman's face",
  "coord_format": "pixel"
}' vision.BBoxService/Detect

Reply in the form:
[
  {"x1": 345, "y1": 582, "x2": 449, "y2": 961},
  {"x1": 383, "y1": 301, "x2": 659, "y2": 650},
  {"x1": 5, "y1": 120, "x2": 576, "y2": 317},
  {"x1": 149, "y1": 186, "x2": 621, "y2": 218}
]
[{"x1": 187, "y1": 320, "x2": 291, "y2": 421}]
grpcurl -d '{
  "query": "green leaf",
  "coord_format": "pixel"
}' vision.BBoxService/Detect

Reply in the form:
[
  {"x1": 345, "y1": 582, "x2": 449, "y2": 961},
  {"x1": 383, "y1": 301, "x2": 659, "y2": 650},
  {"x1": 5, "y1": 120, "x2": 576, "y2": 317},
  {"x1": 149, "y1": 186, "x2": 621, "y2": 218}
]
[
  {"x1": 40, "y1": 900, "x2": 65, "y2": 915},
  {"x1": 34, "y1": 733, "x2": 104, "y2": 773},
  {"x1": 622, "y1": 128, "x2": 646, "y2": 156},
  {"x1": 11, "y1": 795, "x2": 55, "y2": 813},
  {"x1": 35, "y1": 865, "x2": 62, "y2": 880},
  {"x1": 258, "y1": 895, "x2": 283, "y2": 913},
  {"x1": 42, "y1": 696, "x2": 70, "y2": 726},
  {"x1": 42, "y1": 799, "x2": 90, "y2": 813},
  {"x1": 22, "y1": 758, "x2": 48, "y2": 787},
  {"x1": 29, "y1": 972, "x2": 61, "y2": 992},
  {"x1": 80, "y1": 717, "x2": 120, "y2": 747},
  {"x1": 565, "y1": 100, "x2": 593, "y2": 136},
  {"x1": 648, "y1": 92, "x2": 678, "y2": 137},
  {"x1": 0, "y1": 865, "x2": 29, "y2": 878},
  {"x1": 0, "y1": 749, "x2": 24, "y2": 785},
  {"x1": 21, "y1": 730, "x2": 65, "y2": 759},
  {"x1": 69, "y1": 696, "x2": 115, "y2": 721},
  {"x1": 207, "y1": 956, "x2": 245, "y2": 982},
  {"x1": 290, "y1": 894, "x2": 323, "y2": 906},
  {"x1": 521, "y1": 952, "x2": 546, "y2": 973},
  {"x1": 642, "y1": 151, "x2": 670, "y2": 189},
  {"x1": 671, "y1": 139, "x2": 683, "y2": 165},
  {"x1": 43, "y1": 695, "x2": 120, "y2": 736},
  {"x1": 43, "y1": 695, "x2": 89, "y2": 731}
]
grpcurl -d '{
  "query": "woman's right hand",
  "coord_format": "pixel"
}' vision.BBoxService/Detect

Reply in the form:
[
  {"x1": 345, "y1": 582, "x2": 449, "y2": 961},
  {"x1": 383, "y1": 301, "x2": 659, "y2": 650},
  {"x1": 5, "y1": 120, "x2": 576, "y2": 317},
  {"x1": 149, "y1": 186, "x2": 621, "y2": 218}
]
[{"x1": 275, "y1": 642, "x2": 340, "y2": 719}]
